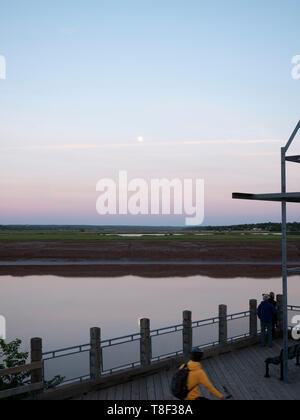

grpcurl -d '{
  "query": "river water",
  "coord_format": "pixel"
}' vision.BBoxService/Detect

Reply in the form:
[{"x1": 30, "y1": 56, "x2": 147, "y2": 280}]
[{"x1": 1, "y1": 274, "x2": 299, "y2": 382}]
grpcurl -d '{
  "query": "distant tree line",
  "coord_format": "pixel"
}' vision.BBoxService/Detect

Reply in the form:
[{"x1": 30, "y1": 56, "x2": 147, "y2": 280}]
[
  {"x1": 187, "y1": 222, "x2": 300, "y2": 232},
  {"x1": 1, "y1": 222, "x2": 300, "y2": 232}
]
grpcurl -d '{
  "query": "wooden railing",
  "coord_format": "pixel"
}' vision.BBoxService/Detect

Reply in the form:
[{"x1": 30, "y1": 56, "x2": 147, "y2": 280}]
[
  {"x1": 0, "y1": 361, "x2": 43, "y2": 399},
  {"x1": 1, "y1": 297, "x2": 299, "y2": 400},
  {"x1": 0, "y1": 337, "x2": 44, "y2": 400}
]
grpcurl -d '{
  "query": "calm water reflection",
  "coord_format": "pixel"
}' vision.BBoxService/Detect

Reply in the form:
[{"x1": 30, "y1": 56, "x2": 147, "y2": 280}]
[{"x1": 1, "y1": 274, "x2": 300, "y2": 353}]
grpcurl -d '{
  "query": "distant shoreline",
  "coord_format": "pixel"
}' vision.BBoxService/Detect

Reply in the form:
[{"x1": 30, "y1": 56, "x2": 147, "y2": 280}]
[
  {"x1": 0, "y1": 260, "x2": 291, "y2": 266},
  {"x1": 0, "y1": 262, "x2": 287, "y2": 279}
]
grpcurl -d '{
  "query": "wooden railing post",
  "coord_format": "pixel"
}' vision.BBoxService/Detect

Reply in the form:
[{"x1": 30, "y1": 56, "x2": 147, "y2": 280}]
[
  {"x1": 31, "y1": 338, "x2": 43, "y2": 384},
  {"x1": 249, "y1": 299, "x2": 258, "y2": 336},
  {"x1": 183, "y1": 311, "x2": 192, "y2": 356},
  {"x1": 219, "y1": 305, "x2": 228, "y2": 345},
  {"x1": 277, "y1": 294, "x2": 283, "y2": 334},
  {"x1": 140, "y1": 318, "x2": 151, "y2": 366},
  {"x1": 90, "y1": 327, "x2": 101, "y2": 381}
]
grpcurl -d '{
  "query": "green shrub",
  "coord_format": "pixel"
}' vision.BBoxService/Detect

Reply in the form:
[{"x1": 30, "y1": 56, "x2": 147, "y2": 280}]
[{"x1": 0, "y1": 339, "x2": 30, "y2": 391}]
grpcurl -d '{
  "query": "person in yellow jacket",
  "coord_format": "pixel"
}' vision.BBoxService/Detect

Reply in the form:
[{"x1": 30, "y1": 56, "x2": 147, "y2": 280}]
[{"x1": 180, "y1": 349, "x2": 225, "y2": 400}]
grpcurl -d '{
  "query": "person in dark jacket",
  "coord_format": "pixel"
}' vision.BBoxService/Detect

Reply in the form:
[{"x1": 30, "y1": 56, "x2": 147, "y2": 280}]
[
  {"x1": 268, "y1": 292, "x2": 278, "y2": 336},
  {"x1": 257, "y1": 294, "x2": 277, "y2": 348}
]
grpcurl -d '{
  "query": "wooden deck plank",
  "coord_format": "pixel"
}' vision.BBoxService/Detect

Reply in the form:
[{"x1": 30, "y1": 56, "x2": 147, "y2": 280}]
[
  {"x1": 245, "y1": 344, "x2": 290, "y2": 399},
  {"x1": 146, "y1": 375, "x2": 156, "y2": 400},
  {"x1": 97, "y1": 388, "x2": 109, "y2": 400},
  {"x1": 152, "y1": 372, "x2": 164, "y2": 400},
  {"x1": 205, "y1": 356, "x2": 247, "y2": 399},
  {"x1": 233, "y1": 346, "x2": 272, "y2": 400},
  {"x1": 72, "y1": 339, "x2": 300, "y2": 401},
  {"x1": 223, "y1": 349, "x2": 276, "y2": 400},
  {"x1": 159, "y1": 370, "x2": 173, "y2": 400},
  {"x1": 259, "y1": 339, "x2": 300, "y2": 399},
  {"x1": 196, "y1": 361, "x2": 218, "y2": 400},
  {"x1": 114, "y1": 383, "x2": 124, "y2": 400},
  {"x1": 215, "y1": 354, "x2": 249, "y2": 400},
  {"x1": 202, "y1": 358, "x2": 224, "y2": 390},
  {"x1": 249, "y1": 344, "x2": 295, "y2": 401},
  {"x1": 165, "y1": 369, "x2": 178, "y2": 400},
  {"x1": 286, "y1": 377, "x2": 300, "y2": 400},
  {"x1": 138, "y1": 377, "x2": 148, "y2": 400},
  {"x1": 131, "y1": 378, "x2": 140, "y2": 400},
  {"x1": 122, "y1": 381, "x2": 132, "y2": 400},
  {"x1": 229, "y1": 346, "x2": 267, "y2": 400},
  {"x1": 80, "y1": 391, "x2": 97, "y2": 400},
  {"x1": 246, "y1": 346, "x2": 284, "y2": 400},
  {"x1": 204, "y1": 356, "x2": 242, "y2": 400},
  {"x1": 201, "y1": 357, "x2": 231, "y2": 400},
  {"x1": 164, "y1": 368, "x2": 173, "y2": 388},
  {"x1": 106, "y1": 385, "x2": 117, "y2": 400},
  {"x1": 211, "y1": 353, "x2": 252, "y2": 400},
  {"x1": 236, "y1": 343, "x2": 296, "y2": 401}
]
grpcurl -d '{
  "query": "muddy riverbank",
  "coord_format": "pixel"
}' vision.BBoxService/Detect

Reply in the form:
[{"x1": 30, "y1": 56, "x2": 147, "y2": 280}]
[{"x1": 0, "y1": 240, "x2": 299, "y2": 278}]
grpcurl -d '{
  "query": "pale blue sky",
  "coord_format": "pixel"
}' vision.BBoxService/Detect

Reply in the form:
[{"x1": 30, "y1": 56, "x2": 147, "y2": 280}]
[{"x1": 0, "y1": 0, "x2": 300, "y2": 225}]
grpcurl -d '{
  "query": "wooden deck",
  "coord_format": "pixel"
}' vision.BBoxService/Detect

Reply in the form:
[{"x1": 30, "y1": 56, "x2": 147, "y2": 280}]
[{"x1": 75, "y1": 339, "x2": 300, "y2": 400}]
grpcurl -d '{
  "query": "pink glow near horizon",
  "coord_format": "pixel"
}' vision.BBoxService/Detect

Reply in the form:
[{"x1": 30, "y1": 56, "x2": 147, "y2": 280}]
[{"x1": 1, "y1": 137, "x2": 299, "y2": 225}]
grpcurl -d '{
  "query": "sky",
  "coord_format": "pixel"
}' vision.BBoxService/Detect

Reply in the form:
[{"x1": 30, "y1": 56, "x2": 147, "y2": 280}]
[{"x1": 0, "y1": 0, "x2": 300, "y2": 226}]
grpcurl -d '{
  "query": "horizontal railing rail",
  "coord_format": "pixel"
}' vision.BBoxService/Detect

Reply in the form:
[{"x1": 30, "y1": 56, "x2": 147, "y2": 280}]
[
  {"x1": 227, "y1": 332, "x2": 251, "y2": 343},
  {"x1": 227, "y1": 311, "x2": 250, "y2": 321},
  {"x1": 288, "y1": 305, "x2": 300, "y2": 312},
  {"x1": 0, "y1": 382, "x2": 44, "y2": 400},
  {"x1": 192, "y1": 316, "x2": 219, "y2": 328},
  {"x1": 0, "y1": 361, "x2": 43, "y2": 377},
  {"x1": 150, "y1": 323, "x2": 183, "y2": 337},
  {"x1": 151, "y1": 349, "x2": 183, "y2": 363},
  {"x1": 43, "y1": 343, "x2": 90, "y2": 361},
  {"x1": 57, "y1": 374, "x2": 90, "y2": 386},
  {"x1": 0, "y1": 361, "x2": 44, "y2": 400},
  {"x1": 101, "y1": 332, "x2": 141, "y2": 348},
  {"x1": 102, "y1": 361, "x2": 141, "y2": 375}
]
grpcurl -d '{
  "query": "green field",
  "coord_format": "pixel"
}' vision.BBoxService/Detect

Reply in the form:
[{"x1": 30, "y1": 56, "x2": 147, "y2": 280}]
[{"x1": 0, "y1": 230, "x2": 299, "y2": 242}]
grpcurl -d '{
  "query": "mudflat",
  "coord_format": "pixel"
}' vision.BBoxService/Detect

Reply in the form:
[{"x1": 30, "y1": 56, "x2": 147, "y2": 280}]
[{"x1": 0, "y1": 239, "x2": 299, "y2": 278}]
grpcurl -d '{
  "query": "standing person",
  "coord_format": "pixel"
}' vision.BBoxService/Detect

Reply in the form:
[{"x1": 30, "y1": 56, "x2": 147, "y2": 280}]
[
  {"x1": 177, "y1": 349, "x2": 226, "y2": 400},
  {"x1": 268, "y1": 292, "x2": 278, "y2": 336},
  {"x1": 257, "y1": 294, "x2": 277, "y2": 348}
]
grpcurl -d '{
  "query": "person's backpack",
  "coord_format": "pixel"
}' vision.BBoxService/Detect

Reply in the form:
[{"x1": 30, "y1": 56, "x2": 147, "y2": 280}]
[{"x1": 171, "y1": 364, "x2": 190, "y2": 400}]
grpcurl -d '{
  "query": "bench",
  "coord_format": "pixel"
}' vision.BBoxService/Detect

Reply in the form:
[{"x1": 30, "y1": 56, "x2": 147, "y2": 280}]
[{"x1": 265, "y1": 344, "x2": 300, "y2": 380}]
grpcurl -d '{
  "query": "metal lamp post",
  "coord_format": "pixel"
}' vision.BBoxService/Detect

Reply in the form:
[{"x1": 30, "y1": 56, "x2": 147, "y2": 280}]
[{"x1": 233, "y1": 120, "x2": 300, "y2": 383}]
